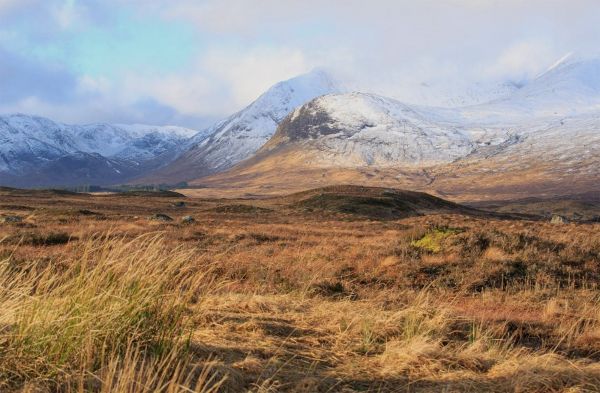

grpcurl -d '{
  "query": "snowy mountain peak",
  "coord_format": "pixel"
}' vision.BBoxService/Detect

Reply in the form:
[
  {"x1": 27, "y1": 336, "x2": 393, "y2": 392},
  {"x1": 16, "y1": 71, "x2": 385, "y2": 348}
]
[
  {"x1": 462, "y1": 55, "x2": 600, "y2": 120},
  {"x1": 541, "y1": 52, "x2": 575, "y2": 76},
  {"x1": 220, "y1": 67, "x2": 344, "y2": 138},
  {"x1": 262, "y1": 68, "x2": 342, "y2": 102},
  {"x1": 152, "y1": 69, "x2": 345, "y2": 181},
  {"x1": 532, "y1": 54, "x2": 600, "y2": 90}
]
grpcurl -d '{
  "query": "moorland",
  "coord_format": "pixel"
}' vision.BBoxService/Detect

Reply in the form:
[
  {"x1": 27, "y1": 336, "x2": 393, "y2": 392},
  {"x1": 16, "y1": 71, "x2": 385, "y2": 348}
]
[{"x1": 0, "y1": 185, "x2": 599, "y2": 392}]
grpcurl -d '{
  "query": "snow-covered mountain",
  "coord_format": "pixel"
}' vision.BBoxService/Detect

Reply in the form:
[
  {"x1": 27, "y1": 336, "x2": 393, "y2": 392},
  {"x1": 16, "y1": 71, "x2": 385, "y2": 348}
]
[
  {"x1": 392, "y1": 79, "x2": 523, "y2": 108},
  {"x1": 455, "y1": 54, "x2": 600, "y2": 123},
  {"x1": 185, "y1": 55, "x2": 600, "y2": 200},
  {"x1": 4, "y1": 54, "x2": 600, "y2": 196},
  {"x1": 255, "y1": 56, "x2": 600, "y2": 169},
  {"x1": 0, "y1": 114, "x2": 199, "y2": 186},
  {"x1": 143, "y1": 69, "x2": 344, "y2": 182},
  {"x1": 0, "y1": 114, "x2": 79, "y2": 174},
  {"x1": 262, "y1": 92, "x2": 474, "y2": 166},
  {"x1": 506, "y1": 53, "x2": 600, "y2": 115},
  {"x1": 154, "y1": 55, "x2": 600, "y2": 183},
  {"x1": 74, "y1": 123, "x2": 196, "y2": 161}
]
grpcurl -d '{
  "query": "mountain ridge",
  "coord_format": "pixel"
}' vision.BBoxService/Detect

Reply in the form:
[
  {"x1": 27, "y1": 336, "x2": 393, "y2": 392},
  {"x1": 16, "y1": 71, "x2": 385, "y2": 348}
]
[{"x1": 0, "y1": 114, "x2": 202, "y2": 187}]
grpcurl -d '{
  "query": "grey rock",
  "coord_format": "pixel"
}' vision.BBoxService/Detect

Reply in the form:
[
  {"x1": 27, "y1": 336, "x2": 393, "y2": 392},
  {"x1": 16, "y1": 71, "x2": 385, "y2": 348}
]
[
  {"x1": 550, "y1": 214, "x2": 569, "y2": 224},
  {"x1": 181, "y1": 215, "x2": 195, "y2": 224},
  {"x1": 0, "y1": 215, "x2": 23, "y2": 223}
]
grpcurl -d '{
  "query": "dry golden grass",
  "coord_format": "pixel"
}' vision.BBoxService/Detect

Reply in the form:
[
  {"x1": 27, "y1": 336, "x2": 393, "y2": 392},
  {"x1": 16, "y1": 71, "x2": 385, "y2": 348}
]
[
  {"x1": 0, "y1": 187, "x2": 599, "y2": 392},
  {"x1": 0, "y1": 233, "x2": 226, "y2": 392}
]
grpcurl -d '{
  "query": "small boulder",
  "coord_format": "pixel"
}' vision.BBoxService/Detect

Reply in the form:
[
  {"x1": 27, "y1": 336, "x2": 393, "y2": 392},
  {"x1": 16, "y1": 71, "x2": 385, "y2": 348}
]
[
  {"x1": 181, "y1": 215, "x2": 195, "y2": 224},
  {"x1": 149, "y1": 213, "x2": 173, "y2": 222},
  {"x1": 0, "y1": 215, "x2": 23, "y2": 223},
  {"x1": 551, "y1": 214, "x2": 569, "y2": 224},
  {"x1": 172, "y1": 201, "x2": 186, "y2": 208}
]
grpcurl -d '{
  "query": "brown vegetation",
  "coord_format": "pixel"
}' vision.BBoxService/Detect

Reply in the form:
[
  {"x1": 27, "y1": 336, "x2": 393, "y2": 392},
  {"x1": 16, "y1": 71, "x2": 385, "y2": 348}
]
[
  {"x1": 0, "y1": 186, "x2": 599, "y2": 392},
  {"x1": 179, "y1": 141, "x2": 600, "y2": 203}
]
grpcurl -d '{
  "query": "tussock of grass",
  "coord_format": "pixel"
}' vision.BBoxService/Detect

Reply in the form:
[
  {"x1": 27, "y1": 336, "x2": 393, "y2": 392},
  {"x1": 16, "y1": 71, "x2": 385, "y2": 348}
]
[
  {"x1": 4, "y1": 231, "x2": 73, "y2": 246},
  {"x1": 0, "y1": 233, "x2": 222, "y2": 392}
]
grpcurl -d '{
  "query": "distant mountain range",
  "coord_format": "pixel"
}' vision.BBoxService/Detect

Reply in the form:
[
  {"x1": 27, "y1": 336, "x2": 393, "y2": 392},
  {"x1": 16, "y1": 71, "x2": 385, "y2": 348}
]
[
  {"x1": 0, "y1": 114, "x2": 199, "y2": 187},
  {"x1": 1, "y1": 54, "x2": 600, "y2": 200}
]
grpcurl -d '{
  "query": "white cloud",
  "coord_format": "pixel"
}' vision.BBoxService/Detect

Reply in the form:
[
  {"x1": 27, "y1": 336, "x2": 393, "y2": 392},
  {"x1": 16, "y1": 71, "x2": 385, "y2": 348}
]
[
  {"x1": 78, "y1": 46, "x2": 313, "y2": 120},
  {"x1": 144, "y1": 0, "x2": 600, "y2": 99},
  {"x1": 485, "y1": 40, "x2": 559, "y2": 80},
  {"x1": 141, "y1": 0, "x2": 318, "y2": 36},
  {"x1": 3, "y1": 0, "x2": 600, "y2": 126},
  {"x1": 53, "y1": 0, "x2": 80, "y2": 30},
  {"x1": 201, "y1": 47, "x2": 312, "y2": 108}
]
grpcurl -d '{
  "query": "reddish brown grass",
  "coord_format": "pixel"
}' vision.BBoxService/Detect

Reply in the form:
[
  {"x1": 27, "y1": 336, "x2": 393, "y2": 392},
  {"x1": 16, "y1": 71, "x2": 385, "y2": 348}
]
[{"x1": 0, "y1": 189, "x2": 599, "y2": 392}]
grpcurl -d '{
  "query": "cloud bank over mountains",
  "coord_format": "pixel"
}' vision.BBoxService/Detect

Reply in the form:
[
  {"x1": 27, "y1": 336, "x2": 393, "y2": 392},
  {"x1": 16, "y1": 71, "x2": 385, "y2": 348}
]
[{"x1": 1, "y1": 0, "x2": 600, "y2": 128}]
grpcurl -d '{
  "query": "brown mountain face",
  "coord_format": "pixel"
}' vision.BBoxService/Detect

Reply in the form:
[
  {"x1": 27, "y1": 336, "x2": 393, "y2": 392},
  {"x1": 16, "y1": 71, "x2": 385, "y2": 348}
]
[{"x1": 182, "y1": 152, "x2": 600, "y2": 203}]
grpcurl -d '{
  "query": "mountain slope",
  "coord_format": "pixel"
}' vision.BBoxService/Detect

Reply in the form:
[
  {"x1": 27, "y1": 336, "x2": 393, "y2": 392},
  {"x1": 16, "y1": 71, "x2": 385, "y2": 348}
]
[
  {"x1": 0, "y1": 114, "x2": 81, "y2": 174},
  {"x1": 511, "y1": 54, "x2": 600, "y2": 114},
  {"x1": 74, "y1": 123, "x2": 197, "y2": 161},
  {"x1": 142, "y1": 69, "x2": 343, "y2": 182},
  {"x1": 186, "y1": 109, "x2": 600, "y2": 201},
  {"x1": 394, "y1": 79, "x2": 523, "y2": 108},
  {"x1": 457, "y1": 54, "x2": 600, "y2": 123},
  {"x1": 0, "y1": 114, "x2": 199, "y2": 187},
  {"x1": 5, "y1": 153, "x2": 139, "y2": 188},
  {"x1": 262, "y1": 92, "x2": 473, "y2": 167}
]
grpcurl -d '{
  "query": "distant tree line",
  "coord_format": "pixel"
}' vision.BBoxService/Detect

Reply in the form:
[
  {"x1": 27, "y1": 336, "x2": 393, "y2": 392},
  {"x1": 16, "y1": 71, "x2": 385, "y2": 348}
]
[{"x1": 51, "y1": 182, "x2": 190, "y2": 193}]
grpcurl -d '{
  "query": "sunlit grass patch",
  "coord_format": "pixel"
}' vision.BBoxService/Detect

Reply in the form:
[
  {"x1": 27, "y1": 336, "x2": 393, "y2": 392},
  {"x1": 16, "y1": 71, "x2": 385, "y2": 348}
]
[{"x1": 411, "y1": 226, "x2": 462, "y2": 253}]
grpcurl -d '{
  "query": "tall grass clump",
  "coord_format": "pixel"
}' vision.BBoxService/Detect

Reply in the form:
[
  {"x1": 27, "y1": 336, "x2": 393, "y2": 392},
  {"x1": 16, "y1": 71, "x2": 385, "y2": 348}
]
[{"x1": 0, "y1": 233, "x2": 222, "y2": 392}]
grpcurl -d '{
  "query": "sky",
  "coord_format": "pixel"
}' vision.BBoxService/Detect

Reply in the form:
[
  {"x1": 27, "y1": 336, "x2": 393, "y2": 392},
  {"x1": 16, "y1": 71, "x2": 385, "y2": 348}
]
[{"x1": 1, "y1": 0, "x2": 600, "y2": 129}]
